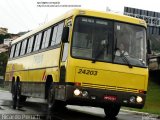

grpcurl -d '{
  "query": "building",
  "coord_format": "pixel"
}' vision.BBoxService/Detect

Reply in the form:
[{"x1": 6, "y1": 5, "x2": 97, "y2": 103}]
[
  {"x1": 3, "y1": 38, "x2": 12, "y2": 46},
  {"x1": 124, "y1": 7, "x2": 160, "y2": 71},
  {"x1": 0, "y1": 33, "x2": 20, "y2": 53},
  {"x1": 3, "y1": 35, "x2": 19, "y2": 46},
  {"x1": 0, "y1": 44, "x2": 9, "y2": 53},
  {"x1": 0, "y1": 28, "x2": 29, "y2": 53},
  {"x1": 124, "y1": 7, "x2": 160, "y2": 35},
  {"x1": 0, "y1": 27, "x2": 8, "y2": 35}
]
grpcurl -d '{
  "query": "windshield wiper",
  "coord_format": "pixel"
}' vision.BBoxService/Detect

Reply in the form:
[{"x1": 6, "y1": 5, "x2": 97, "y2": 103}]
[
  {"x1": 92, "y1": 47, "x2": 105, "y2": 63},
  {"x1": 120, "y1": 54, "x2": 133, "y2": 68}
]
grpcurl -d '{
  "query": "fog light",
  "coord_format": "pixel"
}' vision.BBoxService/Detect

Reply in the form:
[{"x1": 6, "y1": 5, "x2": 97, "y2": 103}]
[
  {"x1": 130, "y1": 96, "x2": 136, "y2": 103},
  {"x1": 82, "y1": 91, "x2": 88, "y2": 97},
  {"x1": 74, "y1": 89, "x2": 81, "y2": 96},
  {"x1": 136, "y1": 96, "x2": 143, "y2": 103}
]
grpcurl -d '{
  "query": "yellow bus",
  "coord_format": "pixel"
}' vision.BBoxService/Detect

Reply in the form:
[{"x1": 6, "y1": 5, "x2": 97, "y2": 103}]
[{"x1": 5, "y1": 9, "x2": 148, "y2": 118}]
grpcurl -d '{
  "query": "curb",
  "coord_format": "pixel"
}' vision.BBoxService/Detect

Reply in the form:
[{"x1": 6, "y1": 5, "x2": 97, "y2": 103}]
[{"x1": 121, "y1": 109, "x2": 160, "y2": 119}]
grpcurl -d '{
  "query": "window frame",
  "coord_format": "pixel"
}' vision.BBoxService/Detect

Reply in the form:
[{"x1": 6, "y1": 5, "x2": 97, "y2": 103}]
[
  {"x1": 20, "y1": 39, "x2": 28, "y2": 56},
  {"x1": 71, "y1": 16, "x2": 114, "y2": 62},
  {"x1": 51, "y1": 22, "x2": 64, "y2": 46},
  {"x1": 41, "y1": 28, "x2": 52, "y2": 49},
  {"x1": 71, "y1": 16, "x2": 147, "y2": 68},
  {"x1": 33, "y1": 32, "x2": 43, "y2": 51},
  {"x1": 14, "y1": 42, "x2": 22, "y2": 57},
  {"x1": 9, "y1": 45, "x2": 16, "y2": 58},
  {"x1": 26, "y1": 36, "x2": 35, "y2": 53}
]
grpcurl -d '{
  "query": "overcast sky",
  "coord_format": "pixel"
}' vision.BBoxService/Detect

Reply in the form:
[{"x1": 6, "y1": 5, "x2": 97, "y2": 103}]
[{"x1": 0, "y1": 0, "x2": 160, "y2": 34}]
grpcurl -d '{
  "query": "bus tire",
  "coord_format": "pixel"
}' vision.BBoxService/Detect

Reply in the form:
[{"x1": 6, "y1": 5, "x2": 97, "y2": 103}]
[
  {"x1": 12, "y1": 82, "x2": 26, "y2": 109},
  {"x1": 47, "y1": 85, "x2": 66, "y2": 112},
  {"x1": 104, "y1": 104, "x2": 121, "y2": 118},
  {"x1": 17, "y1": 84, "x2": 27, "y2": 108},
  {"x1": 12, "y1": 82, "x2": 17, "y2": 109},
  {"x1": 47, "y1": 85, "x2": 57, "y2": 112}
]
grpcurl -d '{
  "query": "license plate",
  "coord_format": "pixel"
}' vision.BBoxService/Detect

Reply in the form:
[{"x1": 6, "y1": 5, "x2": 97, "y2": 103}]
[{"x1": 104, "y1": 95, "x2": 117, "y2": 101}]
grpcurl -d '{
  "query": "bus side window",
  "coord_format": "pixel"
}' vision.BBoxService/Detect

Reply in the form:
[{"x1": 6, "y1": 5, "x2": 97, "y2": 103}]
[
  {"x1": 33, "y1": 32, "x2": 43, "y2": 51},
  {"x1": 41, "y1": 28, "x2": 51, "y2": 49},
  {"x1": 26, "y1": 36, "x2": 34, "y2": 53},
  {"x1": 10, "y1": 45, "x2": 16, "y2": 58},
  {"x1": 56, "y1": 22, "x2": 64, "y2": 44},
  {"x1": 20, "y1": 39, "x2": 27, "y2": 55},
  {"x1": 14, "y1": 42, "x2": 21, "y2": 57},
  {"x1": 51, "y1": 25, "x2": 58, "y2": 46},
  {"x1": 50, "y1": 22, "x2": 64, "y2": 46}
]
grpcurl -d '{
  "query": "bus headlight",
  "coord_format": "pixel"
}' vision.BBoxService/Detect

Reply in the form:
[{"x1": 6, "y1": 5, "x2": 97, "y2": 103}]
[
  {"x1": 82, "y1": 91, "x2": 88, "y2": 97},
  {"x1": 74, "y1": 89, "x2": 81, "y2": 96},
  {"x1": 129, "y1": 96, "x2": 136, "y2": 103},
  {"x1": 136, "y1": 96, "x2": 143, "y2": 103}
]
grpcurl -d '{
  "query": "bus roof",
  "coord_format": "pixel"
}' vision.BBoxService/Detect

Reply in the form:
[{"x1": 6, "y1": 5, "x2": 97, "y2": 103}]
[{"x1": 12, "y1": 9, "x2": 147, "y2": 44}]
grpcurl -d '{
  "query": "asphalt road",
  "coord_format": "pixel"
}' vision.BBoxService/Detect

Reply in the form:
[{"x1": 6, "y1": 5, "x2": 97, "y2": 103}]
[{"x1": 0, "y1": 90, "x2": 158, "y2": 120}]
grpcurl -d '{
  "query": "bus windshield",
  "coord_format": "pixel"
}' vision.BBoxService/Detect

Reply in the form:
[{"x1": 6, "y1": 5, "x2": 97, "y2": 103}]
[{"x1": 72, "y1": 16, "x2": 147, "y2": 67}]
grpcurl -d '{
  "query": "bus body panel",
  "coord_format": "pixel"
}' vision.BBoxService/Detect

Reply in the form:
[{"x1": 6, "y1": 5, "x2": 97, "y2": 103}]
[
  {"x1": 66, "y1": 58, "x2": 148, "y2": 93},
  {"x1": 5, "y1": 47, "x2": 61, "y2": 84}
]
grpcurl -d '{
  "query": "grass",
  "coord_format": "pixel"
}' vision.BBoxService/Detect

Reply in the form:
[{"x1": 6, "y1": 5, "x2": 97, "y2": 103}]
[{"x1": 124, "y1": 80, "x2": 160, "y2": 115}]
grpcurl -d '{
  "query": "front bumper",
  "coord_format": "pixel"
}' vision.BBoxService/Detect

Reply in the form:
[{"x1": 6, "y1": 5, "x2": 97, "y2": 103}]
[{"x1": 64, "y1": 85, "x2": 146, "y2": 108}]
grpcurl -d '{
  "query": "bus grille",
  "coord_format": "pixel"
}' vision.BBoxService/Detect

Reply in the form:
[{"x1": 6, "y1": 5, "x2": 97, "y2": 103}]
[{"x1": 82, "y1": 83, "x2": 139, "y2": 93}]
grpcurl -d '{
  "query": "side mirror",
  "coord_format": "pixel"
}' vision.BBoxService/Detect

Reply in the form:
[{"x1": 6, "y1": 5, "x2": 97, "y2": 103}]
[{"x1": 62, "y1": 27, "x2": 69, "y2": 43}]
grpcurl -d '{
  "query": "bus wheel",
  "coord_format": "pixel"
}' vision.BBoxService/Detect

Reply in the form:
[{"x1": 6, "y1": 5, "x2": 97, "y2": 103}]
[
  {"x1": 12, "y1": 82, "x2": 21, "y2": 109},
  {"x1": 12, "y1": 82, "x2": 26, "y2": 109},
  {"x1": 104, "y1": 104, "x2": 121, "y2": 118},
  {"x1": 17, "y1": 86, "x2": 27, "y2": 108},
  {"x1": 47, "y1": 85, "x2": 66, "y2": 112},
  {"x1": 12, "y1": 82, "x2": 18, "y2": 109},
  {"x1": 47, "y1": 85, "x2": 58, "y2": 112}
]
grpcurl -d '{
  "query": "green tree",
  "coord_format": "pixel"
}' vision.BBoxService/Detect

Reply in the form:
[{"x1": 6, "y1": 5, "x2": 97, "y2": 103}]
[{"x1": 0, "y1": 52, "x2": 9, "y2": 76}]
